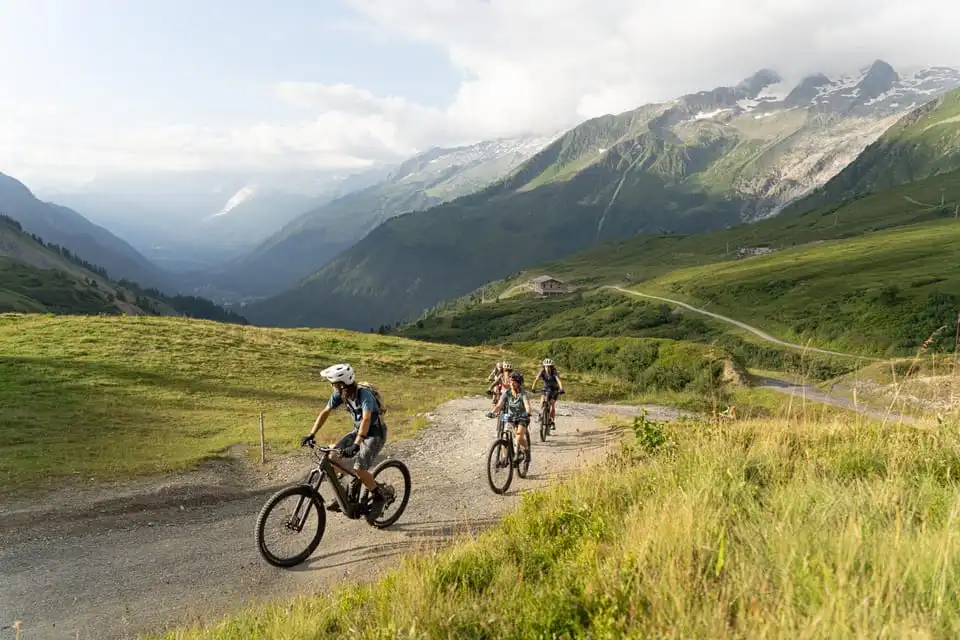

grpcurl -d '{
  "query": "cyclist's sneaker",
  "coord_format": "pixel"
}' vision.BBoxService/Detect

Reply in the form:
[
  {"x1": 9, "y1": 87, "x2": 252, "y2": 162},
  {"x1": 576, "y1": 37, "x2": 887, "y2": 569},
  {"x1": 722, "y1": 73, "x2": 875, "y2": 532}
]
[
  {"x1": 326, "y1": 498, "x2": 342, "y2": 512},
  {"x1": 367, "y1": 487, "x2": 387, "y2": 519}
]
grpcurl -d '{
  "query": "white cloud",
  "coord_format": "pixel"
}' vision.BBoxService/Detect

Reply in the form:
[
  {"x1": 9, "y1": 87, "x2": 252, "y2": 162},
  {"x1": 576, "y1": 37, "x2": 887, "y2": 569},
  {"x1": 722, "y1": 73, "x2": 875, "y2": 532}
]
[
  {"x1": 6, "y1": 0, "x2": 960, "y2": 186},
  {"x1": 347, "y1": 0, "x2": 960, "y2": 128}
]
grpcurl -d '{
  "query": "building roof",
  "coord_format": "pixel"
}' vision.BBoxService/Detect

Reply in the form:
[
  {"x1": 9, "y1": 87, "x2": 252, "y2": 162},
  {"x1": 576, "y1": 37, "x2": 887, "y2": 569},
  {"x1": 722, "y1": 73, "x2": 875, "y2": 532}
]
[{"x1": 531, "y1": 275, "x2": 562, "y2": 284}]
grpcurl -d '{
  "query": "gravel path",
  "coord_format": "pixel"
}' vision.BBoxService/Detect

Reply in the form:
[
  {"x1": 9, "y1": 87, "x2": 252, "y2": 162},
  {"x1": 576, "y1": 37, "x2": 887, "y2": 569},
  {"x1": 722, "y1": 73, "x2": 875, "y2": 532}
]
[
  {"x1": 0, "y1": 397, "x2": 683, "y2": 640},
  {"x1": 606, "y1": 286, "x2": 880, "y2": 361},
  {"x1": 754, "y1": 376, "x2": 923, "y2": 425}
]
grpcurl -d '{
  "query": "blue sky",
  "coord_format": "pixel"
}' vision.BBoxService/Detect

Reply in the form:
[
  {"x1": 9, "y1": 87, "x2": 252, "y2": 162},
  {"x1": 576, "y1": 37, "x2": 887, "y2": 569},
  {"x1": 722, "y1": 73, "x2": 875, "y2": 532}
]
[
  {"x1": 1, "y1": 0, "x2": 959, "y2": 187},
  {"x1": 0, "y1": 0, "x2": 458, "y2": 127}
]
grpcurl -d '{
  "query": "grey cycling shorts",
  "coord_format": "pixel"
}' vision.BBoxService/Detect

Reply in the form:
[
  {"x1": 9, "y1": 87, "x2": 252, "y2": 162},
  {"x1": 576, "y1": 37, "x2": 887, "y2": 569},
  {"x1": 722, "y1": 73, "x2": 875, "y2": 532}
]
[{"x1": 336, "y1": 430, "x2": 386, "y2": 471}]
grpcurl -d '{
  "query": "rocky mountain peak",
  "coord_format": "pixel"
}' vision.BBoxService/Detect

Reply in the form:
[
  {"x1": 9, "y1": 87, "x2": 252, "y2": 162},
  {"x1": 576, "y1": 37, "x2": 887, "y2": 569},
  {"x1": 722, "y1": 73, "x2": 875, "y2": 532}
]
[
  {"x1": 784, "y1": 73, "x2": 832, "y2": 107},
  {"x1": 857, "y1": 59, "x2": 900, "y2": 101},
  {"x1": 738, "y1": 68, "x2": 783, "y2": 95}
]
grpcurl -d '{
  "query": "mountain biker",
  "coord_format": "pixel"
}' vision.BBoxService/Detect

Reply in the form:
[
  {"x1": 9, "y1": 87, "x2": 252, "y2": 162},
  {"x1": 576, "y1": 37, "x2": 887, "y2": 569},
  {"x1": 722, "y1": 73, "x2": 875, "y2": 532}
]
[
  {"x1": 486, "y1": 361, "x2": 504, "y2": 403},
  {"x1": 499, "y1": 361, "x2": 513, "y2": 386},
  {"x1": 532, "y1": 358, "x2": 564, "y2": 427},
  {"x1": 488, "y1": 360, "x2": 512, "y2": 407},
  {"x1": 490, "y1": 371, "x2": 532, "y2": 465},
  {"x1": 300, "y1": 363, "x2": 386, "y2": 516}
]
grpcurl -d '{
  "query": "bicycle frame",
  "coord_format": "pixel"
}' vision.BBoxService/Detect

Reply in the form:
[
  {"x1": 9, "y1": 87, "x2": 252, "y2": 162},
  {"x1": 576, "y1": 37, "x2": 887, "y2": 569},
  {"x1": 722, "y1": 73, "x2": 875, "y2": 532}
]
[
  {"x1": 300, "y1": 447, "x2": 364, "y2": 521},
  {"x1": 540, "y1": 390, "x2": 559, "y2": 423},
  {"x1": 499, "y1": 415, "x2": 531, "y2": 450}
]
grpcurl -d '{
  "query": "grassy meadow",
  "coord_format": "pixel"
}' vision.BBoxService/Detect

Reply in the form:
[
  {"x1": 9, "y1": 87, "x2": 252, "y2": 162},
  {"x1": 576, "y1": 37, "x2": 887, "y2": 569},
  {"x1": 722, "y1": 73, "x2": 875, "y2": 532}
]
[
  {"x1": 0, "y1": 313, "x2": 740, "y2": 491},
  {"x1": 637, "y1": 219, "x2": 960, "y2": 356},
  {"x1": 0, "y1": 313, "x2": 530, "y2": 490}
]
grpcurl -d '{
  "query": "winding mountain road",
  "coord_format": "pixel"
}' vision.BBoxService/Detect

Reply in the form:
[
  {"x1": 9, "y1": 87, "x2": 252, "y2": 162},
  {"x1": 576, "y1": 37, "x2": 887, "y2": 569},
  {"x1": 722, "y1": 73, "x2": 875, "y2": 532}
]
[
  {"x1": 606, "y1": 286, "x2": 926, "y2": 424},
  {"x1": 0, "y1": 398, "x2": 683, "y2": 640},
  {"x1": 606, "y1": 286, "x2": 880, "y2": 361}
]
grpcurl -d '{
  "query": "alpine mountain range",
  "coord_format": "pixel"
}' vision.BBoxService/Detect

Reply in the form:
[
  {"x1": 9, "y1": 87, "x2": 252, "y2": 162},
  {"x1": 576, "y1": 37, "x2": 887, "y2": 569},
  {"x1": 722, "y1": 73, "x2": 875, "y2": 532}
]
[{"x1": 3, "y1": 59, "x2": 960, "y2": 329}]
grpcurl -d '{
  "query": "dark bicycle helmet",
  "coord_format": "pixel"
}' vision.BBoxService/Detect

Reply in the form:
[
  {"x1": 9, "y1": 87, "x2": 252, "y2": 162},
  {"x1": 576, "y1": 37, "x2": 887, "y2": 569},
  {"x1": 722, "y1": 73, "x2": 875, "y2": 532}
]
[{"x1": 510, "y1": 371, "x2": 524, "y2": 385}]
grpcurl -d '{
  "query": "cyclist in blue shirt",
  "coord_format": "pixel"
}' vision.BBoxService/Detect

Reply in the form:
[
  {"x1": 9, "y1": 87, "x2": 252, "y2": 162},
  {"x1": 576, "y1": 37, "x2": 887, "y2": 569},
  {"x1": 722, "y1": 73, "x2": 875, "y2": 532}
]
[
  {"x1": 490, "y1": 371, "x2": 533, "y2": 465},
  {"x1": 301, "y1": 363, "x2": 386, "y2": 515}
]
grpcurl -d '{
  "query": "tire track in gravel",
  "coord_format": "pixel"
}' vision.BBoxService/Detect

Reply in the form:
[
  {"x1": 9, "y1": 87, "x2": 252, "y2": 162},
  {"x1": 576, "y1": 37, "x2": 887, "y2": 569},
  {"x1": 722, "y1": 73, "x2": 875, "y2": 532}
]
[{"x1": 0, "y1": 397, "x2": 685, "y2": 640}]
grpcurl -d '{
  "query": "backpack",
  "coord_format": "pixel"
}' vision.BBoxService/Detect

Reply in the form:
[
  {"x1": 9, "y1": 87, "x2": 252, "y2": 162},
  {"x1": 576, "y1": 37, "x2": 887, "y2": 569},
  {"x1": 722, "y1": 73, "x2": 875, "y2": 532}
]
[{"x1": 357, "y1": 381, "x2": 387, "y2": 417}]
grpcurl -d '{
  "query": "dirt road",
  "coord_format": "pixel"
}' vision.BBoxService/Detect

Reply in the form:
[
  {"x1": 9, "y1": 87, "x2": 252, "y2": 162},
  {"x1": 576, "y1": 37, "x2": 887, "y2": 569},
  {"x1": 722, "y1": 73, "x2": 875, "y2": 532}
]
[
  {"x1": 606, "y1": 286, "x2": 880, "y2": 361},
  {"x1": 0, "y1": 398, "x2": 682, "y2": 640},
  {"x1": 754, "y1": 376, "x2": 923, "y2": 425}
]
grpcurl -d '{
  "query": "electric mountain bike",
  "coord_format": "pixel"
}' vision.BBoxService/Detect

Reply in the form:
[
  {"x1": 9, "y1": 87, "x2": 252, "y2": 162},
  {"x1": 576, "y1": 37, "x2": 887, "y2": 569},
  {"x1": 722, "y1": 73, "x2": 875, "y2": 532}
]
[
  {"x1": 536, "y1": 389, "x2": 564, "y2": 442},
  {"x1": 255, "y1": 440, "x2": 411, "y2": 568},
  {"x1": 485, "y1": 411, "x2": 531, "y2": 495}
]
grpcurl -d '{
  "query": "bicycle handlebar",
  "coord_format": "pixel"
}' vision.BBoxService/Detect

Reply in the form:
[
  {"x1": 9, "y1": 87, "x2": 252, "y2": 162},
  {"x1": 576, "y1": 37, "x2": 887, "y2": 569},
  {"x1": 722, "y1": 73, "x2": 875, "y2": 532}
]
[{"x1": 302, "y1": 440, "x2": 345, "y2": 456}]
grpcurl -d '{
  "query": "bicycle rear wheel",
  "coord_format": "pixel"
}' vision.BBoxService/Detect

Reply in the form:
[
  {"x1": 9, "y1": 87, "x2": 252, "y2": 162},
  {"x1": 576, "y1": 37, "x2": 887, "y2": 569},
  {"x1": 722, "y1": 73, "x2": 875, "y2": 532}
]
[{"x1": 362, "y1": 459, "x2": 412, "y2": 528}]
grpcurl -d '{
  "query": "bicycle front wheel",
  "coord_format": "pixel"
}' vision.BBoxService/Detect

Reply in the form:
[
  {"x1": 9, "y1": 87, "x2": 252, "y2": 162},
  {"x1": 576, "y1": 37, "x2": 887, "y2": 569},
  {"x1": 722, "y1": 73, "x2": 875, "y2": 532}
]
[
  {"x1": 255, "y1": 485, "x2": 326, "y2": 568},
  {"x1": 486, "y1": 438, "x2": 514, "y2": 495}
]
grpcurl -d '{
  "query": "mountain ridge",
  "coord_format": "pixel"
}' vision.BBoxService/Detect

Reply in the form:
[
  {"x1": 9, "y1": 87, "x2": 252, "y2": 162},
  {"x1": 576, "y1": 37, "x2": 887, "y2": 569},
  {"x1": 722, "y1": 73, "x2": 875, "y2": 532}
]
[
  {"x1": 193, "y1": 132, "x2": 559, "y2": 300},
  {"x1": 0, "y1": 172, "x2": 171, "y2": 291},
  {"x1": 243, "y1": 61, "x2": 960, "y2": 332},
  {"x1": 0, "y1": 213, "x2": 249, "y2": 323}
]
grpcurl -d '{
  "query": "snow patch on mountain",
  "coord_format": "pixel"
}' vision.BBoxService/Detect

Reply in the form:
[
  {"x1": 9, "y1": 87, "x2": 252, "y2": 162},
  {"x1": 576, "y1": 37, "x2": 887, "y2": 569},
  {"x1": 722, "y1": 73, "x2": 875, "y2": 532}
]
[
  {"x1": 757, "y1": 82, "x2": 790, "y2": 101},
  {"x1": 212, "y1": 185, "x2": 258, "y2": 217},
  {"x1": 665, "y1": 61, "x2": 960, "y2": 222},
  {"x1": 387, "y1": 132, "x2": 561, "y2": 192},
  {"x1": 694, "y1": 108, "x2": 731, "y2": 120}
]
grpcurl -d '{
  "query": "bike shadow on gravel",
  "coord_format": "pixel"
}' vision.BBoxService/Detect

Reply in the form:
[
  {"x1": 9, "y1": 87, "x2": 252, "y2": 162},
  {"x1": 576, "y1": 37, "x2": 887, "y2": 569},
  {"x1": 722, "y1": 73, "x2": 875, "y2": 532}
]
[
  {"x1": 290, "y1": 540, "x2": 417, "y2": 572},
  {"x1": 389, "y1": 516, "x2": 501, "y2": 538},
  {"x1": 290, "y1": 518, "x2": 501, "y2": 572},
  {"x1": 536, "y1": 434, "x2": 620, "y2": 454}
]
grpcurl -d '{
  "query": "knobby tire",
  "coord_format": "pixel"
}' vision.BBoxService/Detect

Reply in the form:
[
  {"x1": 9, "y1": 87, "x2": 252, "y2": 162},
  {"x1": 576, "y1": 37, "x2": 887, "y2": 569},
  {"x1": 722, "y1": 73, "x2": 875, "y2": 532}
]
[{"x1": 255, "y1": 485, "x2": 327, "y2": 568}]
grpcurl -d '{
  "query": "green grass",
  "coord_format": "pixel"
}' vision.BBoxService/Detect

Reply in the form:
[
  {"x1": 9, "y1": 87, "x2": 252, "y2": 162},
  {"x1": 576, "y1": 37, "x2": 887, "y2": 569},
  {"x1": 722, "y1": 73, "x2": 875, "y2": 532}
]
[
  {"x1": 154, "y1": 403, "x2": 960, "y2": 639},
  {"x1": 506, "y1": 336, "x2": 743, "y2": 413},
  {"x1": 520, "y1": 167, "x2": 960, "y2": 290},
  {"x1": 0, "y1": 257, "x2": 116, "y2": 314},
  {"x1": 0, "y1": 314, "x2": 569, "y2": 491},
  {"x1": 399, "y1": 290, "x2": 860, "y2": 382},
  {"x1": 639, "y1": 219, "x2": 960, "y2": 355}
]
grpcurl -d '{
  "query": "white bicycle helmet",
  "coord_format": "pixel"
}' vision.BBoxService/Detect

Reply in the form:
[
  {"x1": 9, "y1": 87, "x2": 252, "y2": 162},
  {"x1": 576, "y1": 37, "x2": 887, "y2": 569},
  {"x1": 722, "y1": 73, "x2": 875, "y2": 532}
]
[
  {"x1": 542, "y1": 358, "x2": 554, "y2": 367},
  {"x1": 320, "y1": 363, "x2": 355, "y2": 385}
]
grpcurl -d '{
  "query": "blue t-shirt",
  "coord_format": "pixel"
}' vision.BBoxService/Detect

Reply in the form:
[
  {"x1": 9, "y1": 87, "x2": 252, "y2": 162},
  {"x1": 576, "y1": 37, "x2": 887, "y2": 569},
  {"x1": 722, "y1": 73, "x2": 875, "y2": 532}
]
[
  {"x1": 499, "y1": 389, "x2": 530, "y2": 418},
  {"x1": 327, "y1": 387, "x2": 385, "y2": 438}
]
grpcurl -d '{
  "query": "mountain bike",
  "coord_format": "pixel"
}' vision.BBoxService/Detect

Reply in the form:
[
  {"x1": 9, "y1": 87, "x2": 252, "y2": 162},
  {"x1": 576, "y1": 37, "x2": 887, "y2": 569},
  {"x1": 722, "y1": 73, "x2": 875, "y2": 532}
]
[
  {"x1": 485, "y1": 411, "x2": 531, "y2": 494},
  {"x1": 255, "y1": 441, "x2": 411, "y2": 568},
  {"x1": 537, "y1": 389, "x2": 564, "y2": 442}
]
